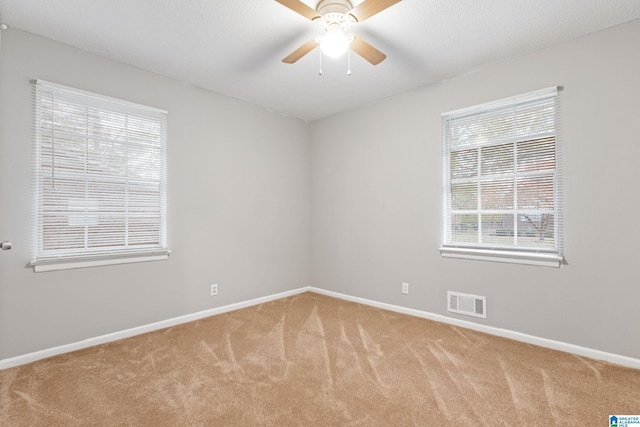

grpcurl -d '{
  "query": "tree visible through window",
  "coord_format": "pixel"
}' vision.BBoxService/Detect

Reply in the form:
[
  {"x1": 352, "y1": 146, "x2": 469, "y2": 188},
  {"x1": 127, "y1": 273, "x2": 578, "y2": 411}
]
[
  {"x1": 32, "y1": 80, "x2": 168, "y2": 271},
  {"x1": 441, "y1": 87, "x2": 562, "y2": 262}
]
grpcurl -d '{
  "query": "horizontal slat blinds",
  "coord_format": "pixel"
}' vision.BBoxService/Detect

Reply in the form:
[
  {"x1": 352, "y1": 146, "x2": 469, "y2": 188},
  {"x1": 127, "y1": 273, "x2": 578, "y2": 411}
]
[
  {"x1": 32, "y1": 80, "x2": 168, "y2": 265},
  {"x1": 442, "y1": 87, "x2": 562, "y2": 257}
]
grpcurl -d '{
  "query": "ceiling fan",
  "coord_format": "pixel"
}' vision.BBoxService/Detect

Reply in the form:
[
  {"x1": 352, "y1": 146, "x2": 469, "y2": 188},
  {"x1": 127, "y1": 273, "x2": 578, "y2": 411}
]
[{"x1": 275, "y1": 0, "x2": 402, "y2": 66}]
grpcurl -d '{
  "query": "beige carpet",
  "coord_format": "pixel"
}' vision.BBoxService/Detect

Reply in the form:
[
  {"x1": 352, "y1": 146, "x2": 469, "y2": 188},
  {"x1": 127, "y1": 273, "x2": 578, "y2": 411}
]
[{"x1": 1, "y1": 292, "x2": 639, "y2": 426}]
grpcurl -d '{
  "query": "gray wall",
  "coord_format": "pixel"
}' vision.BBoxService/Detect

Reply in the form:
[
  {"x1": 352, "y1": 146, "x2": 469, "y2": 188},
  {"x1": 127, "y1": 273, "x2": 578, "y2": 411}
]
[
  {"x1": 2, "y1": 20, "x2": 640, "y2": 362},
  {"x1": 0, "y1": 30, "x2": 311, "y2": 360},
  {"x1": 310, "y1": 20, "x2": 640, "y2": 359}
]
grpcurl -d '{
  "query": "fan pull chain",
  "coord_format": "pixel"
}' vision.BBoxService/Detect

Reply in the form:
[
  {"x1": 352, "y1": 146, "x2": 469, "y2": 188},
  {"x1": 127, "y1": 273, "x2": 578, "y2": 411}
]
[
  {"x1": 347, "y1": 48, "x2": 352, "y2": 76},
  {"x1": 319, "y1": 49, "x2": 323, "y2": 76}
]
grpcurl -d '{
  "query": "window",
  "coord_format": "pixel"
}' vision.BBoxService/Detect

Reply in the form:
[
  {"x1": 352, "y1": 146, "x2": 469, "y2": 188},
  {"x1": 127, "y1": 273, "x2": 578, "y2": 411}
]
[
  {"x1": 31, "y1": 80, "x2": 168, "y2": 272},
  {"x1": 441, "y1": 87, "x2": 563, "y2": 267}
]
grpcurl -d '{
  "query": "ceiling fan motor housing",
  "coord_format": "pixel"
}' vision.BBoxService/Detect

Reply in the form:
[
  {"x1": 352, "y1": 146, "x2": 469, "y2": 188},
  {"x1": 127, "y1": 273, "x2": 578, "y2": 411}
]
[
  {"x1": 316, "y1": 0, "x2": 353, "y2": 15},
  {"x1": 316, "y1": 0, "x2": 356, "y2": 32}
]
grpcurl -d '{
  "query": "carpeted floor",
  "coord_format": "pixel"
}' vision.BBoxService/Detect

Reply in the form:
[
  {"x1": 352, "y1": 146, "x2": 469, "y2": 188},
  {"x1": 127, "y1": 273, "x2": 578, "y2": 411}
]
[{"x1": 1, "y1": 292, "x2": 639, "y2": 426}]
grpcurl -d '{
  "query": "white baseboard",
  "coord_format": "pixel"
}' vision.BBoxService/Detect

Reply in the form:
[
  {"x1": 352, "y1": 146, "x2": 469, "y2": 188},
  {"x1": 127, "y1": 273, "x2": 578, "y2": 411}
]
[
  {"x1": 309, "y1": 287, "x2": 640, "y2": 370},
  {"x1": 3, "y1": 285, "x2": 639, "y2": 371},
  {"x1": 0, "y1": 287, "x2": 310, "y2": 370}
]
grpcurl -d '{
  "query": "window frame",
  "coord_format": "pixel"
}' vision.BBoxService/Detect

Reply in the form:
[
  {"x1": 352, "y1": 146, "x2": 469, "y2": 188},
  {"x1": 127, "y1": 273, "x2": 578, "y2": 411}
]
[
  {"x1": 31, "y1": 80, "x2": 169, "y2": 272},
  {"x1": 440, "y1": 87, "x2": 564, "y2": 268}
]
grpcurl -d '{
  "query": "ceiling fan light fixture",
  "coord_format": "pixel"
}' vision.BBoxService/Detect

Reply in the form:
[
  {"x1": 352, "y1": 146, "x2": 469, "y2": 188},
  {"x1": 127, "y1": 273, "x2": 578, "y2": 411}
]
[
  {"x1": 277, "y1": 0, "x2": 400, "y2": 65},
  {"x1": 320, "y1": 25, "x2": 350, "y2": 58}
]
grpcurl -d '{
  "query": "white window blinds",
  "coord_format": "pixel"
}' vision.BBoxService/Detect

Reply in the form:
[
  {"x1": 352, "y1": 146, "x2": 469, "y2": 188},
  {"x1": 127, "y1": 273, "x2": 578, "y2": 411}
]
[
  {"x1": 32, "y1": 80, "x2": 168, "y2": 271},
  {"x1": 441, "y1": 87, "x2": 563, "y2": 266}
]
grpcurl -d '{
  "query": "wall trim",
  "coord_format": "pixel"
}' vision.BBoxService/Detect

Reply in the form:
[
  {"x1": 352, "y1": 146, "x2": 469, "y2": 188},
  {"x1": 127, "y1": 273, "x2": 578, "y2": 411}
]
[
  {"x1": 0, "y1": 287, "x2": 310, "y2": 370},
  {"x1": 2, "y1": 285, "x2": 639, "y2": 371},
  {"x1": 309, "y1": 287, "x2": 640, "y2": 370}
]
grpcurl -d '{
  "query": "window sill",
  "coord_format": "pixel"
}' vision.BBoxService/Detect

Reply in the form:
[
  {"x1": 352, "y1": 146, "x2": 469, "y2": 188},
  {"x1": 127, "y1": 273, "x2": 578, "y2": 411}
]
[
  {"x1": 30, "y1": 250, "x2": 170, "y2": 272},
  {"x1": 439, "y1": 247, "x2": 564, "y2": 268}
]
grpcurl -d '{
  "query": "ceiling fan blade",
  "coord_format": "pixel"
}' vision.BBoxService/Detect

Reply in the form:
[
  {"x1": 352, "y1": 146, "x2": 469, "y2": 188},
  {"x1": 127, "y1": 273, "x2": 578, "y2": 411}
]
[
  {"x1": 274, "y1": 0, "x2": 321, "y2": 21},
  {"x1": 282, "y1": 38, "x2": 320, "y2": 63},
  {"x1": 348, "y1": 0, "x2": 401, "y2": 22},
  {"x1": 350, "y1": 36, "x2": 386, "y2": 65}
]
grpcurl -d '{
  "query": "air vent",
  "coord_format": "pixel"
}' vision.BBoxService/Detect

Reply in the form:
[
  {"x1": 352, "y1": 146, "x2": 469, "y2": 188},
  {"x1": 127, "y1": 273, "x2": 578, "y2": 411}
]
[{"x1": 447, "y1": 291, "x2": 487, "y2": 318}]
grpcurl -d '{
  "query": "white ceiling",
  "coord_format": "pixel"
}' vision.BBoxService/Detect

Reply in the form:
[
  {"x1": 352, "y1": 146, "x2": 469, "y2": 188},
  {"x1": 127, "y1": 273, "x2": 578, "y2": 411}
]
[{"x1": 1, "y1": 0, "x2": 639, "y2": 121}]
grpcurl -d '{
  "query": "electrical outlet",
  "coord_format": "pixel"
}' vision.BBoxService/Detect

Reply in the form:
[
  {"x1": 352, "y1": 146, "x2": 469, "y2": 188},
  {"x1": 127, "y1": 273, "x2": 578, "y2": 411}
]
[
  {"x1": 402, "y1": 282, "x2": 409, "y2": 294},
  {"x1": 210, "y1": 284, "x2": 218, "y2": 296}
]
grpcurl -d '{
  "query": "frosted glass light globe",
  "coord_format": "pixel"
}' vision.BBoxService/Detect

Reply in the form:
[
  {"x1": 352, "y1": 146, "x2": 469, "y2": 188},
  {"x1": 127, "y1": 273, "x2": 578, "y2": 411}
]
[{"x1": 321, "y1": 30, "x2": 349, "y2": 58}]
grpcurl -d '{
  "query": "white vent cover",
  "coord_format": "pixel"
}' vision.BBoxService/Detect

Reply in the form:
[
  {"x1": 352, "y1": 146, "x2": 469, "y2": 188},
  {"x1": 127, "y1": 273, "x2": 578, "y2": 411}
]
[{"x1": 447, "y1": 291, "x2": 487, "y2": 318}]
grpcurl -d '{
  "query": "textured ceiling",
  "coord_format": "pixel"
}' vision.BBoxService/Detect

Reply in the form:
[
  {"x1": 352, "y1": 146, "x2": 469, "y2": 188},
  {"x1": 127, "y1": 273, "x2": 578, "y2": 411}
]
[{"x1": 1, "y1": 0, "x2": 639, "y2": 121}]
